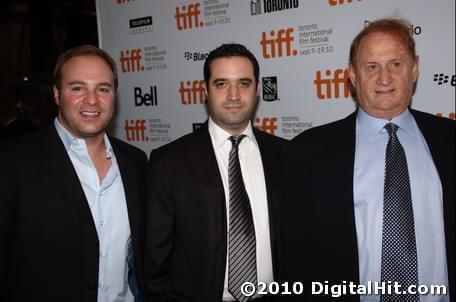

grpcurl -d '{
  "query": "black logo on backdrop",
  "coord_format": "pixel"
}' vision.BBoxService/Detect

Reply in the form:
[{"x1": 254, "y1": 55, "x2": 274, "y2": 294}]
[
  {"x1": 251, "y1": 0, "x2": 299, "y2": 15},
  {"x1": 262, "y1": 76, "x2": 279, "y2": 101},
  {"x1": 129, "y1": 16, "x2": 153, "y2": 34},
  {"x1": 433, "y1": 73, "x2": 455, "y2": 86},
  {"x1": 134, "y1": 86, "x2": 158, "y2": 106}
]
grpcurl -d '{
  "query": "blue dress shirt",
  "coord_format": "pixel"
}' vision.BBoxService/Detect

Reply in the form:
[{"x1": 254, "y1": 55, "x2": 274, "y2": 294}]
[{"x1": 354, "y1": 108, "x2": 449, "y2": 302}]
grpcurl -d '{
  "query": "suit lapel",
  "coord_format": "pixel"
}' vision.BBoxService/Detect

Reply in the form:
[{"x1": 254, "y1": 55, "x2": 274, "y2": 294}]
[
  {"x1": 112, "y1": 142, "x2": 142, "y2": 240},
  {"x1": 45, "y1": 126, "x2": 97, "y2": 234},
  {"x1": 253, "y1": 128, "x2": 282, "y2": 276}
]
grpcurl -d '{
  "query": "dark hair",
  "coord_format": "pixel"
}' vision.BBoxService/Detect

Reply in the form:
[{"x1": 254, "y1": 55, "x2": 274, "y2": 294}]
[
  {"x1": 349, "y1": 18, "x2": 417, "y2": 66},
  {"x1": 204, "y1": 43, "x2": 260, "y2": 88},
  {"x1": 53, "y1": 45, "x2": 118, "y2": 90}
]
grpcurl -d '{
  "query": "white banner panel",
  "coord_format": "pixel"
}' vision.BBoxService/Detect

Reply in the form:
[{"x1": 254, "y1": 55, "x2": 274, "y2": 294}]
[{"x1": 96, "y1": 0, "x2": 455, "y2": 155}]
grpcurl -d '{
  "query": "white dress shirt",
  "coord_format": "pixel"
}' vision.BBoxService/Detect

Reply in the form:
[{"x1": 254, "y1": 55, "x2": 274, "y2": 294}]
[
  {"x1": 208, "y1": 117, "x2": 274, "y2": 301},
  {"x1": 354, "y1": 109, "x2": 449, "y2": 302},
  {"x1": 55, "y1": 119, "x2": 134, "y2": 302}
]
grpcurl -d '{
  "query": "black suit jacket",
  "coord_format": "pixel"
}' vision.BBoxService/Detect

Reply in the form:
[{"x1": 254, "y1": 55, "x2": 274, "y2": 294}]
[
  {"x1": 280, "y1": 109, "x2": 455, "y2": 302},
  {"x1": 0, "y1": 125, "x2": 146, "y2": 302},
  {"x1": 144, "y1": 124, "x2": 288, "y2": 302}
]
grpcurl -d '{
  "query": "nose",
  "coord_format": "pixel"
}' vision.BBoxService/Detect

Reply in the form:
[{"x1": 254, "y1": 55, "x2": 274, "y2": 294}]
[
  {"x1": 377, "y1": 66, "x2": 393, "y2": 86},
  {"x1": 85, "y1": 89, "x2": 99, "y2": 105},
  {"x1": 227, "y1": 83, "x2": 240, "y2": 101}
]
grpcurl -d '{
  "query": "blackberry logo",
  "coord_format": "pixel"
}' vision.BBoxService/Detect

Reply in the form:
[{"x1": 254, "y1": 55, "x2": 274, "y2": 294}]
[
  {"x1": 262, "y1": 76, "x2": 279, "y2": 101},
  {"x1": 433, "y1": 73, "x2": 455, "y2": 86}
]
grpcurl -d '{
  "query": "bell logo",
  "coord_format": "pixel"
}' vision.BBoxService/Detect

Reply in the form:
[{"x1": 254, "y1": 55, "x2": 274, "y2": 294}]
[
  {"x1": 124, "y1": 120, "x2": 148, "y2": 141},
  {"x1": 314, "y1": 68, "x2": 350, "y2": 100},
  {"x1": 175, "y1": 3, "x2": 203, "y2": 31},
  {"x1": 179, "y1": 80, "x2": 206, "y2": 105},
  {"x1": 261, "y1": 28, "x2": 298, "y2": 59},
  {"x1": 254, "y1": 117, "x2": 278, "y2": 135},
  {"x1": 329, "y1": 0, "x2": 362, "y2": 6},
  {"x1": 134, "y1": 86, "x2": 158, "y2": 106},
  {"x1": 120, "y1": 49, "x2": 144, "y2": 73}
]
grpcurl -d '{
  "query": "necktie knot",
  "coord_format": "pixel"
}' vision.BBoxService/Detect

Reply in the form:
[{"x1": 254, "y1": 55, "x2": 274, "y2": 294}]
[
  {"x1": 385, "y1": 123, "x2": 398, "y2": 137},
  {"x1": 229, "y1": 134, "x2": 246, "y2": 149}
]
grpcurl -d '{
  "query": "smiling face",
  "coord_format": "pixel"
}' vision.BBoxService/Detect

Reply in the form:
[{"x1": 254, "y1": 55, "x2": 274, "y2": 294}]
[
  {"x1": 53, "y1": 55, "x2": 115, "y2": 141},
  {"x1": 205, "y1": 56, "x2": 259, "y2": 134},
  {"x1": 349, "y1": 31, "x2": 419, "y2": 120}
]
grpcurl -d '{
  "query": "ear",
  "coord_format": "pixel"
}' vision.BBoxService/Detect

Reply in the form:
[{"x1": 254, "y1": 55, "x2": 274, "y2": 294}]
[
  {"x1": 412, "y1": 55, "x2": 419, "y2": 82},
  {"x1": 53, "y1": 86, "x2": 60, "y2": 106},
  {"x1": 256, "y1": 80, "x2": 261, "y2": 96},
  {"x1": 348, "y1": 64, "x2": 357, "y2": 87}
]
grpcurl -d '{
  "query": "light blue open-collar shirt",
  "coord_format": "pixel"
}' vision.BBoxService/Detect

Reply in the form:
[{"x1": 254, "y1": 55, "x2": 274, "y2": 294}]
[
  {"x1": 55, "y1": 119, "x2": 134, "y2": 302},
  {"x1": 354, "y1": 108, "x2": 449, "y2": 302}
]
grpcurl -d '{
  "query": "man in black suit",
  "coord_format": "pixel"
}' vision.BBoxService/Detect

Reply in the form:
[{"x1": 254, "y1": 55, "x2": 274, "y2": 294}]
[
  {"x1": 280, "y1": 19, "x2": 454, "y2": 301},
  {"x1": 0, "y1": 45, "x2": 146, "y2": 302},
  {"x1": 144, "y1": 43, "x2": 287, "y2": 302}
]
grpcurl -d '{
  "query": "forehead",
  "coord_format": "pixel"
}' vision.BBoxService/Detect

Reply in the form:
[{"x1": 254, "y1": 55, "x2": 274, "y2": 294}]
[
  {"x1": 61, "y1": 55, "x2": 113, "y2": 81},
  {"x1": 209, "y1": 56, "x2": 254, "y2": 78},
  {"x1": 358, "y1": 32, "x2": 408, "y2": 58}
]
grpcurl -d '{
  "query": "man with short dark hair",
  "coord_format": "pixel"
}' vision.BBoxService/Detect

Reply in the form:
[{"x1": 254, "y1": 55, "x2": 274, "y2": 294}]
[
  {"x1": 280, "y1": 19, "x2": 454, "y2": 302},
  {"x1": 144, "y1": 43, "x2": 287, "y2": 302},
  {"x1": 0, "y1": 45, "x2": 146, "y2": 302}
]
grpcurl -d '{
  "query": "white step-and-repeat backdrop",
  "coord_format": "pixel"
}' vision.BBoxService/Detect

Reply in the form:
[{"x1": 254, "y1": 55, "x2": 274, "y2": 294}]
[{"x1": 96, "y1": 0, "x2": 455, "y2": 155}]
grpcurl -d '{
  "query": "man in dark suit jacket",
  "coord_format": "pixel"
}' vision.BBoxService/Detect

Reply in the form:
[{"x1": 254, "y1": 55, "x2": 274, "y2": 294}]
[
  {"x1": 0, "y1": 45, "x2": 146, "y2": 302},
  {"x1": 280, "y1": 19, "x2": 454, "y2": 302},
  {"x1": 144, "y1": 43, "x2": 287, "y2": 302}
]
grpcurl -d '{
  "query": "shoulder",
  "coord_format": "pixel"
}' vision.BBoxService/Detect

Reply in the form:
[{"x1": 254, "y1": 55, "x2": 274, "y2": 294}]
[
  {"x1": 148, "y1": 128, "x2": 203, "y2": 160},
  {"x1": 412, "y1": 109, "x2": 455, "y2": 130},
  {"x1": 110, "y1": 136, "x2": 147, "y2": 163},
  {"x1": 253, "y1": 127, "x2": 289, "y2": 147},
  {"x1": 291, "y1": 112, "x2": 356, "y2": 146}
]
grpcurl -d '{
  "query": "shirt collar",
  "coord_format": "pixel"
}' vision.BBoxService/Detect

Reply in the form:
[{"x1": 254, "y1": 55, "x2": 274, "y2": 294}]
[
  {"x1": 356, "y1": 107, "x2": 417, "y2": 138},
  {"x1": 208, "y1": 117, "x2": 255, "y2": 150},
  {"x1": 54, "y1": 117, "x2": 113, "y2": 159}
]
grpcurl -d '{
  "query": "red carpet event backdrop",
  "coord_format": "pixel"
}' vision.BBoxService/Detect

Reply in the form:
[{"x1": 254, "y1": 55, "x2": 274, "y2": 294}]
[{"x1": 96, "y1": 0, "x2": 455, "y2": 154}]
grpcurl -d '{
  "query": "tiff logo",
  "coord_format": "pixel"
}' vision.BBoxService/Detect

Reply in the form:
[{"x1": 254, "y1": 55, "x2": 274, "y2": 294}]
[
  {"x1": 329, "y1": 0, "x2": 362, "y2": 5},
  {"x1": 261, "y1": 28, "x2": 298, "y2": 59},
  {"x1": 314, "y1": 68, "x2": 350, "y2": 99},
  {"x1": 254, "y1": 117, "x2": 278, "y2": 135},
  {"x1": 433, "y1": 73, "x2": 455, "y2": 86},
  {"x1": 124, "y1": 120, "x2": 148, "y2": 141},
  {"x1": 117, "y1": 0, "x2": 134, "y2": 3},
  {"x1": 179, "y1": 80, "x2": 206, "y2": 105},
  {"x1": 175, "y1": 3, "x2": 203, "y2": 31},
  {"x1": 134, "y1": 86, "x2": 158, "y2": 106},
  {"x1": 120, "y1": 49, "x2": 144, "y2": 72},
  {"x1": 262, "y1": 76, "x2": 279, "y2": 101}
]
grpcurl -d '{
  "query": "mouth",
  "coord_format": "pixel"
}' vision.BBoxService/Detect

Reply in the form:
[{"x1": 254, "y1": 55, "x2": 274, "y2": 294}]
[
  {"x1": 224, "y1": 102, "x2": 243, "y2": 112},
  {"x1": 80, "y1": 111, "x2": 100, "y2": 118},
  {"x1": 376, "y1": 88, "x2": 395, "y2": 95}
]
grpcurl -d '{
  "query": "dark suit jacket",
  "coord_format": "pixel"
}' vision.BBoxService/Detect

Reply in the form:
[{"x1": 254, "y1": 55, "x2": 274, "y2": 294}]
[
  {"x1": 279, "y1": 109, "x2": 455, "y2": 302},
  {"x1": 0, "y1": 125, "x2": 146, "y2": 302},
  {"x1": 144, "y1": 124, "x2": 288, "y2": 302}
]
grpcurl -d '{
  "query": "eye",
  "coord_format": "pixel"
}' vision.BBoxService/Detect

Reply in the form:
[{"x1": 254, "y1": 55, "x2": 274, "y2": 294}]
[
  {"x1": 98, "y1": 86, "x2": 112, "y2": 94},
  {"x1": 214, "y1": 81, "x2": 227, "y2": 88},
  {"x1": 71, "y1": 86, "x2": 83, "y2": 92},
  {"x1": 366, "y1": 64, "x2": 377, "y2": 72},
  {"x1": 390, "y1": 60, "x2": 401, "y2": 69},
  {"x1": 239, "y1": 81, "x2": 252, "y2": 88}
]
